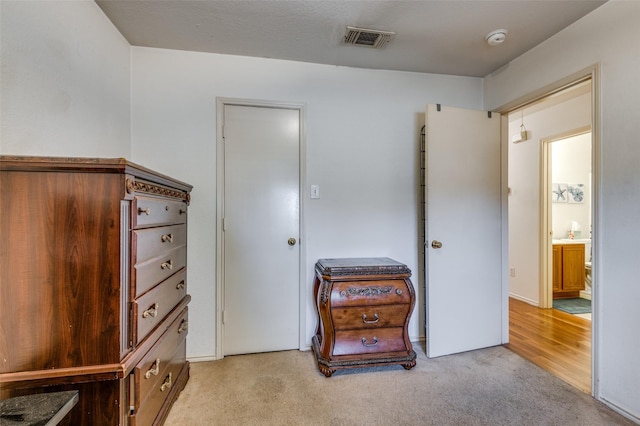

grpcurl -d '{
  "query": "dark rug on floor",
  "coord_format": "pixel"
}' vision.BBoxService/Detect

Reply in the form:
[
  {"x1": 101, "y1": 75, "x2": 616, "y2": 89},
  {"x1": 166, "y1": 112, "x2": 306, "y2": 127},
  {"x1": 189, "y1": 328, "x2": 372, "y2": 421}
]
[{"x1": 553, "y1": 297, "x2": 591, "y2": 314}]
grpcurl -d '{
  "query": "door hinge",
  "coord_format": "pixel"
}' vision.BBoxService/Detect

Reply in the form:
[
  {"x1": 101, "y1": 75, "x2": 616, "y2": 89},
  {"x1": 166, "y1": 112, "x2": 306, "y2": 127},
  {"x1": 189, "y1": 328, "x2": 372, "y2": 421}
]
[
  {"x1": 222, "y1": 217, "x2": 227, "y2": 231},
  {"x1": 222, "y1": 310, "x2": 226, "y2": 324}
]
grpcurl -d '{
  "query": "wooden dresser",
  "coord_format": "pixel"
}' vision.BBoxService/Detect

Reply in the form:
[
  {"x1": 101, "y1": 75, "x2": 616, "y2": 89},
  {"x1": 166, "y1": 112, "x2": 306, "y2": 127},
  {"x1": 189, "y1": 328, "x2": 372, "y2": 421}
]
[
  {"x1": 311, "y1": 258, "x2": 416, "y2": 377},
  {"x1": 0, "y1": 156, "x2": 192, "y2": 425}
]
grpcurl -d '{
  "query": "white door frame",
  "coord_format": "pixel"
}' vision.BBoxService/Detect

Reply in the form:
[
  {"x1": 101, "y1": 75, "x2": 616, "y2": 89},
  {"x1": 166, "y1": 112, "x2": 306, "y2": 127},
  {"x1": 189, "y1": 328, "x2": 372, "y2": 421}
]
[
  {"x1": 215, "y1": 97, "x2": 307, "y2": 360},
  {"x1": 496, "y1": 64, "x2": 600, "y2": 396}
]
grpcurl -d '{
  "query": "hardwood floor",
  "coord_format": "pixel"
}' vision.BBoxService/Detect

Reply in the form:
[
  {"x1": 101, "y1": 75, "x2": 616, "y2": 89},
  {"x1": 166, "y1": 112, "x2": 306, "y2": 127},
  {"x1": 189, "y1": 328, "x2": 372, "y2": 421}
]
[{"x1": 506, "y1": 297, "x2": 591, "y2": 393}]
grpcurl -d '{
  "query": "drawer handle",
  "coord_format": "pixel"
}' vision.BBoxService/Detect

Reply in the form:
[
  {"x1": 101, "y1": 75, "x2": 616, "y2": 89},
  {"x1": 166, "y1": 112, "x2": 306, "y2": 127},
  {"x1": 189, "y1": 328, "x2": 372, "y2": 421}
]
[
  {"x1": 161, "y1": 260, "x2": 173, "y2": 270},
  {"x1": 160, "y1": 372, "x2": 172, "y2": 392},
  {"x1": 178, "y1": 319, "x2": 189, "y2": 334},
  {"x1": 362, "y1": 313, "x2": 380, "y2": 324},
  {"x1": 179, "y1": 208, "x2": 187, "y2": 215},
  {"x1": 138, "y1": 207, "x2": 151, "y2": 216},
  {"x1": 396, "y1": 289, "x2": 403, "y2": 295},
  {"x1": 161, "y1": 233, "x2": 174, "y2": 243},
  {"x1": 144, "y1": 358, "x2": 160, "y2": 379},
  {"x1": 142, "y1": 303, "x2": 158, "y2": 318},
  {"x1": 176, "y1": 280, "x2": 186, "y2": 290},
  {"x1": 361, "y1": 337, "x2": 378, "y2": 347}
]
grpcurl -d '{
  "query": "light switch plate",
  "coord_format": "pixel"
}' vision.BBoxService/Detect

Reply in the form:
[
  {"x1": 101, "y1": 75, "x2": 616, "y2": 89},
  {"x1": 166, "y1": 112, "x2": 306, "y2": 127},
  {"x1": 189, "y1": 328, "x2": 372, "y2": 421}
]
[{"x1": 310, "y1": 185, "x2": 320, "y2": 199}]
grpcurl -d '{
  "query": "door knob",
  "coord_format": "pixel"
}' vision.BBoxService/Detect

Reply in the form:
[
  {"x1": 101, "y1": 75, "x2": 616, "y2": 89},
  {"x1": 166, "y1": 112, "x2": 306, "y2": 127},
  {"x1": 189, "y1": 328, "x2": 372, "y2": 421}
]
[
  {"x1": 288, "y1": 238, "x2": 297, "y2": 246},
  {"x1": 431, "y1": 240, "x2": 442, "y2": 249}
]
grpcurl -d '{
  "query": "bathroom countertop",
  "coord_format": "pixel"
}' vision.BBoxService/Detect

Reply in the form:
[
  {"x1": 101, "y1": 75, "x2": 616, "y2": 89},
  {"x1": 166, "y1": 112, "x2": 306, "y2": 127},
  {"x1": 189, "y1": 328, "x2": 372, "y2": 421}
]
[
  {"x1": 0, "y1": 391, "x2": 78, "y2": 425},
  {"x1": 552, "y1": 238, "x2": 590, "y2": 245}
]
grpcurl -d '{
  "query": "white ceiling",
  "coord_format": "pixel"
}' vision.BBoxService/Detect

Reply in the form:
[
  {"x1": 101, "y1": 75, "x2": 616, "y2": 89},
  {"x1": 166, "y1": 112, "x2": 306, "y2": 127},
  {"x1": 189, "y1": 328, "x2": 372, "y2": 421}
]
[{"x1": 96, "y1": 0, "x2": 606, "y2": 78}]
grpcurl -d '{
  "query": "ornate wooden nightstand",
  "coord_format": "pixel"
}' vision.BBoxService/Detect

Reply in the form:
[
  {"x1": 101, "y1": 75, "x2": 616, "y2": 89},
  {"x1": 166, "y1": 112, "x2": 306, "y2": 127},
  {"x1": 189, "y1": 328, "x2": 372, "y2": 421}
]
[{"x1": 311, "y1": 257, "x2": 416, "y2": 377}]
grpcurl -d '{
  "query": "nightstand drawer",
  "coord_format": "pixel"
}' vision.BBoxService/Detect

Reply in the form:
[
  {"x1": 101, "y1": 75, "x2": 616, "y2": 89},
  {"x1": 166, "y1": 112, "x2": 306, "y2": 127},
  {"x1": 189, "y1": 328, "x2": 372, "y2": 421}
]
[
  {"x1": 133, "y1": 224, "x2": 187, "y2": 264},
  {"x1": 132, "y1": 269, "x2": 187, "y2": 345},
  {"x1": 330, "y1": 280, "x2": 411, "y2": 307},
  {"x1": 332, "y1": 328, "x2": 406, "y2": 356},
  {"x1": 132, "y1": 196, "x2": 187, "y2": 229},
  {"x1": 331, "y1": 304, "x2": 409, "y2": 330}
]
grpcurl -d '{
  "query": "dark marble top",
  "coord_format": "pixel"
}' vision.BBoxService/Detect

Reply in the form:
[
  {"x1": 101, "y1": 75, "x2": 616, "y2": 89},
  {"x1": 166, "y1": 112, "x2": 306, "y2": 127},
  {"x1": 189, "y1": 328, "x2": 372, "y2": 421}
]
[
  {"x1": 0, "y1": 391, "x2": 78, "y2": 426},
  {"x1": 316, "y1": 257, "x2": 411, "y2": 277}
]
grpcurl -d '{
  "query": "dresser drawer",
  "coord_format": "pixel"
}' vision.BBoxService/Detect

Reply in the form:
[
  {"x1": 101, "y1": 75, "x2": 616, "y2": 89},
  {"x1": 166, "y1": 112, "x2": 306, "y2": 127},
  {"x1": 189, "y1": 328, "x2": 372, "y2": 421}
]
[
  {"x1": 133, "y1": 246, "x2": 187, "y2": 297},
  {"x1": 331, "y1": 304, "x2": 409, "y2": 330},
  {"x1": 133, "y1": 270, "x2": 187, "y2": 345},
  {"x1": 330, "y1": 280, "x2": 411, "y2": 307},
  {"x1": 332, "y1": 327, "x2": 406, "y2": 356},
  {"x1": 132, "y1": 196, "x2": 187, "y2": 229},
  {"x1": 133, "y1": 224, "x2": 187, "y2": 265},
  {"x1": 132, "y1": 309, "x2": 188, "y2": 419}
]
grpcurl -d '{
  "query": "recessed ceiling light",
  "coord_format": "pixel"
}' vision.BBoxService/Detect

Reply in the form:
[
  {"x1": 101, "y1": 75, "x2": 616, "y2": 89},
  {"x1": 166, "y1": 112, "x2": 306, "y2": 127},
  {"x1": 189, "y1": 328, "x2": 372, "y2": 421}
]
[{"x1": 486, "y1": 29, "x2": 508, "y2": 46}]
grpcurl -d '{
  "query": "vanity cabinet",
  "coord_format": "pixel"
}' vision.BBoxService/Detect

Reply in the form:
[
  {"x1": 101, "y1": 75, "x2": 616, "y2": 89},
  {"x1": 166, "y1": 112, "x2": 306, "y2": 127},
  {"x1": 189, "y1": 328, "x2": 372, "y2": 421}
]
[
  {"x1": 0, "y1": 156, "x2": 192, "y2": 425},
  {"x1": 552, "y1": 243, "x2": 585, "y2": 298},
  {"x1": 312, "y1": 258, "x2": 416, "y2": 377}
]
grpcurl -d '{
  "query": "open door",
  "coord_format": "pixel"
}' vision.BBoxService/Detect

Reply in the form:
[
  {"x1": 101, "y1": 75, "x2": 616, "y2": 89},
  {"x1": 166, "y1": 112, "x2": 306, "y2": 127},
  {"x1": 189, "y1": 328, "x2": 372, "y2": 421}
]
[{"x1": 425, "y1": 104, "x2": 504, "y2": 358}]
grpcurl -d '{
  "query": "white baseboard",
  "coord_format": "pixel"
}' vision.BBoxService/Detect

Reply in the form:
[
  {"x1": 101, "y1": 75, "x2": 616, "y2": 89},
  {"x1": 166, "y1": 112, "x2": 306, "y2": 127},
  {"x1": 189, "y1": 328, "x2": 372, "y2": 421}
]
[
  {"x1": 187, "y1": 355, "x2": 218, "y2": 363},
  {"x1": 508, "y1": 292, "x2": 539, "y2": 307}
]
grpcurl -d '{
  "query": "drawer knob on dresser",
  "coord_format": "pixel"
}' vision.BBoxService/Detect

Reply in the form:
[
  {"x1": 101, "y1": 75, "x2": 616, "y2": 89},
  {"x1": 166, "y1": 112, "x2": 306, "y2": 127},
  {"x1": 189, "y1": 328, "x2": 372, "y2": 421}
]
[
  {"x1": 396, "y1": 289, "x2": 403, "y2": 295},
  {"x1": 361, "y1": 337, "x2": 378, "y2": 347},
  {"x1": 161, "y1": 233, "x2": 174, "y2": 243},
  {"x1": 178, "y1": 319, "x2": 189, "y2": 334},
  {"x1": 179, "y1": 208, "x2": 187, "y2": 215},
  {"x1": 160, "y1": 373, "x2": 173, "y2": 392},
  {"x1": 161, "y1": 260, "x2": 173, "y2": 270},
  {"x1": 362, "y1": 313, "x2": 380, "y2": 324},
  {"x1": 144, "y1": 359, "x2": 161, "y2": 379},
  {"x1": 142, "y1": 303, "x2": 159, "y2": 318},
  {"x1": 176, "y1": 281, "x2": 186, "y2": 290},
  {"x1": 138, "y1": 207, "x2": 151, "y2": 216}
]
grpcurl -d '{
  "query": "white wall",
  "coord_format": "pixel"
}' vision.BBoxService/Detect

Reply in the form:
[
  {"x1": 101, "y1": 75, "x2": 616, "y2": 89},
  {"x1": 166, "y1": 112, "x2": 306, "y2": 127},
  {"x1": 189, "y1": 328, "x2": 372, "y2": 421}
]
[
  {"x1": 0, "y1": 1, "x2": 130, "y2": 157},
  {"x1": 508, "y1": 93, "x2": 591, "y2": 304},
  {"x1": 551, "y1": 133, "x2": 591, "y2": 242},
  {"x1": 486, "y1": 1, "x2": 640, "y2": 420},
  {"x1": 131, "y1": 47, "x2": 483, "y2": 359}
]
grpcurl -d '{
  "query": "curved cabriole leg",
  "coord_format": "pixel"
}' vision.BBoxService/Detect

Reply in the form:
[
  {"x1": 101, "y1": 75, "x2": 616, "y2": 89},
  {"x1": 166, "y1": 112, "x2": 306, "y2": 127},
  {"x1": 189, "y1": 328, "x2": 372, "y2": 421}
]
[
  {"x1": 318, "y1": 365, "x2": 335, "y2": 377},
  {"x1": 402, "y1": 360, "x2": 417, "y2": 370}
]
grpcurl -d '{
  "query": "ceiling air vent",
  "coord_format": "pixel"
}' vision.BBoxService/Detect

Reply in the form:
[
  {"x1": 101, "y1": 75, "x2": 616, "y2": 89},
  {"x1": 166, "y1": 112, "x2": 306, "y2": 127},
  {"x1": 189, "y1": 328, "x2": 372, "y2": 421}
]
[{"x1": 343, "y1": 26, "x2": 395, "y2": 49}]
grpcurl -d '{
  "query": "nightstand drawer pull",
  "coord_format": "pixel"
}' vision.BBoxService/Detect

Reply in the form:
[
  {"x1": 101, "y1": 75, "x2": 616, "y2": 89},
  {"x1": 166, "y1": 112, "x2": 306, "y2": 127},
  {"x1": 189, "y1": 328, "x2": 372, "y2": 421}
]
[
  {"x1": 362, "y1": 313, "x2": 380, "y2": 324},
  {"x1": 160, "y1": 372, "x2": 172, "y2": 392},
  {"x1": 161, "y1": 233, "x2": 174, "y2": 243},
  {"x1": 138, "y1": 207, "x2": 151, "y2": 216},
  {"x1": 161, "y1": 260, "x2": 173, "y2": 270},
  {"x1": 144, "y1": 358, "x2": 160, "y2": 379},
  {"x1": 176, "y1": 280, "x2": 185, "y2": 290},
  {"x1": 142, "y1": 303, "x2": 158, "y2": 318},
  {"x1": 178, "y1": 319, "x2": 189, "y2": 334},
  {"x1": 361, "y1": 337, "x2": 378, "y2": 347}
]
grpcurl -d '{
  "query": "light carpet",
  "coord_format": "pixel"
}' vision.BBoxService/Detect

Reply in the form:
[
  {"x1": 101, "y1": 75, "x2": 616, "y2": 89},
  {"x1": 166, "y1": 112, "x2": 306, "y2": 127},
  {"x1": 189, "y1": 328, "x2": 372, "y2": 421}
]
[{"x1": 164, "y1": 344, "x2": 634, "y2": 425}]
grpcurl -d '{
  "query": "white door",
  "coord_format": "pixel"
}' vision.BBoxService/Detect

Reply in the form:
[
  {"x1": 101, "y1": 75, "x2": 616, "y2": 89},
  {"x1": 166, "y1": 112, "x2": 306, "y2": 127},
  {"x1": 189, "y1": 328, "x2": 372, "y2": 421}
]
[
  {"x1": 425, "y1": 104, "x2": 503, "y2": 358},
  {"x1": 222, "y1": 104, "x2": 300, "y2": 355}
]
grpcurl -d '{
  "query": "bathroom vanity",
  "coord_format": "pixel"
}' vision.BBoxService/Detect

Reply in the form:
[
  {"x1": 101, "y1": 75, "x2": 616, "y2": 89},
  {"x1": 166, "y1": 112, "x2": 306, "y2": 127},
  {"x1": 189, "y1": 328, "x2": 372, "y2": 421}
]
[{"x1": 552, "y1": 242, "x2": 586, "y2": 298}]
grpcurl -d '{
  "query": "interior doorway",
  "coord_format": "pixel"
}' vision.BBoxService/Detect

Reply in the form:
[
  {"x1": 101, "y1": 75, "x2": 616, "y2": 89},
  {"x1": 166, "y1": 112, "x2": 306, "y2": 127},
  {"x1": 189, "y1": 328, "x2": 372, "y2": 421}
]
[{"x1": 505, "y1": 74, "x2": 595, "y2": 394}]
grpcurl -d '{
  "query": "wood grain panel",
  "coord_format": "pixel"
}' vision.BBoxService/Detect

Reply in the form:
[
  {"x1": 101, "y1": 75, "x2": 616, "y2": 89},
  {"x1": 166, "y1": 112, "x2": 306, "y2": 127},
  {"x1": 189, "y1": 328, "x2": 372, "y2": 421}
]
[{"x1": 0, "y1": 171, "x2": 124, "y2": 373}]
